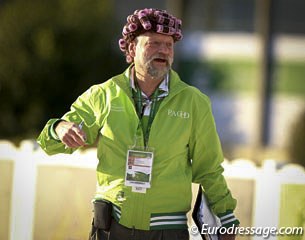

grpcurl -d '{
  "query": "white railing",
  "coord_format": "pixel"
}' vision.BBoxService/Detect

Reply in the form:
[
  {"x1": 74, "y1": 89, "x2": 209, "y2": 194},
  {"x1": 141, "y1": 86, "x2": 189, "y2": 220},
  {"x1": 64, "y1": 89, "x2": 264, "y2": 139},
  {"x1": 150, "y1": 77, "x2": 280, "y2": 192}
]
[{"x1": 1, "y1": 140, "x2": 304, "y2": 240}]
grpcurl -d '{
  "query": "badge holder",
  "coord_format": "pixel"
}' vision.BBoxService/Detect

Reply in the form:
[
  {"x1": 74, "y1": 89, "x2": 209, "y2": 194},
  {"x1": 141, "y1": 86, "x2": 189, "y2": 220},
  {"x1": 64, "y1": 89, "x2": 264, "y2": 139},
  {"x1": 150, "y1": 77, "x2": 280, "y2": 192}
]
[{"x1": 125, "y1": 145, "x2": 154, "y2": 193}]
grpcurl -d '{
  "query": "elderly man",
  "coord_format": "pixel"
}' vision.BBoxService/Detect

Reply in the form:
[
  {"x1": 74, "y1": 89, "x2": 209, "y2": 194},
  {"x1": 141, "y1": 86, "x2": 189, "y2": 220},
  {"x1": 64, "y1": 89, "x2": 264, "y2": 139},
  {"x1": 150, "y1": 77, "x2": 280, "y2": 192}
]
[{"x1": 37, "y1": 8, "x2": 239, "y2": 240}]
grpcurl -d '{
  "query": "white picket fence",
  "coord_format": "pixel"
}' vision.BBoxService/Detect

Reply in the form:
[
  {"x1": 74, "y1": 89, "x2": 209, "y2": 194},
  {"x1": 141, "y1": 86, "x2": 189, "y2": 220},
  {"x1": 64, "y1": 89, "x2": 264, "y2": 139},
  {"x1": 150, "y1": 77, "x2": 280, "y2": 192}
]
[{"x1": 0, "y1": 140, "x2": 304, "y2": 240}]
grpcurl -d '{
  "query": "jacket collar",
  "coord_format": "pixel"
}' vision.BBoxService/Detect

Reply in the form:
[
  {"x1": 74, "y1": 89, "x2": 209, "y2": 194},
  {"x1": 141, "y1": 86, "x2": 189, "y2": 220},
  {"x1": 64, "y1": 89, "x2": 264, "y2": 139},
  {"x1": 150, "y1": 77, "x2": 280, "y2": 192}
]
[{"x1": 112, "y1": 65, "x2": 189, "y2": 101}]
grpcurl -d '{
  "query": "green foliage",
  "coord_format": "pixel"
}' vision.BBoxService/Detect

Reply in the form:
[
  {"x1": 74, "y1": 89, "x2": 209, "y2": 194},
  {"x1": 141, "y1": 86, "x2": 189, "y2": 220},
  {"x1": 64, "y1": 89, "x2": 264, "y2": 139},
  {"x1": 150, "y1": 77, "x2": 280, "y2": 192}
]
[
  {"x1": 288, "y1": 110, "x2": 305, "y2": 168},
  {"x1": 0, "y1": 0, "x2": 125, "y2": 140},
  {"x1": 178, "y1": 59, "x2": 305, "y2": 96},
  {"x1": 179, "y1": 59, "x2": 260, "y2": 93},
  {"x1": 274, "y1": 61, "x2": 305, "y2": 96},
  {"x1": 279, "y1": 184, "x2": 305, "y2": 240}
]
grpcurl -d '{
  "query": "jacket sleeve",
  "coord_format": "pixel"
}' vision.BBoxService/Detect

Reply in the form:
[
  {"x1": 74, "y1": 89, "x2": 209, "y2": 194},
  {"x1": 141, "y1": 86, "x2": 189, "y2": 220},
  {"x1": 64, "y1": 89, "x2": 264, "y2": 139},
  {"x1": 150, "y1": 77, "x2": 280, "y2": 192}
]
[
  {"x1": 37, "y1": 85, "x2": 108, "y2": 155},
  {"x1": 189, "y1": 92, "x2": 239, "y2": 227}
]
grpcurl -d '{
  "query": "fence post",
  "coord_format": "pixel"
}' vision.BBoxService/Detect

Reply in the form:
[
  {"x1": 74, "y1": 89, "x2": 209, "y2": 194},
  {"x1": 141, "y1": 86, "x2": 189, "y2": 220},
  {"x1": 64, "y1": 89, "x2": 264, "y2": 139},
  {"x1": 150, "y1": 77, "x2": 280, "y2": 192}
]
[
  {"x1": 9, "y1": 140, "x2": 37, "y2": 240},
  {"x1": 252, "y1": 160, "x2": 280, "y2": 240}
]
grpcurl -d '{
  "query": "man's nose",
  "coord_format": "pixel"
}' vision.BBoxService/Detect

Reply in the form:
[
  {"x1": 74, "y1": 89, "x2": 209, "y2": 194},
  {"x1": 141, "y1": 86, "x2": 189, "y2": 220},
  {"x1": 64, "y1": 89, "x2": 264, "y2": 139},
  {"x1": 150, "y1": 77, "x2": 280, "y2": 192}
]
[{"x1": 158, "y1": 43, "x2": 171, "y2": 54}]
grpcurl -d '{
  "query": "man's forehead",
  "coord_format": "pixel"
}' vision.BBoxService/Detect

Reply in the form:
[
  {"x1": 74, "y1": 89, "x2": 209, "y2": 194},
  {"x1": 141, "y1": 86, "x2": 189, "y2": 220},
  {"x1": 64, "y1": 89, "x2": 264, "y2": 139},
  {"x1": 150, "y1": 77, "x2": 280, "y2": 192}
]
[{"x1": 137, "y1": 32, "x2": 174, "y2": 42}]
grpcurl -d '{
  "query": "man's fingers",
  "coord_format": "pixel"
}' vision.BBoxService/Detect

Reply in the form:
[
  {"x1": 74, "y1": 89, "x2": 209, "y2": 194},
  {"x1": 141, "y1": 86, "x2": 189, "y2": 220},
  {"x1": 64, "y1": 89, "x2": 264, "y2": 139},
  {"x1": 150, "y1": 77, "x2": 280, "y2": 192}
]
[
  {"x1": 59, "y1": 124, "x2": 86, "y2": 148},
  {"x1": 68, "y1": 127, "x2": 86, "y2": 146},
  {"x1": 73, "y1": 126, "x2": 87, "y2": 142},
  {"x1": 63, "y1": 134, "x2": 85, "y2": 148},
  {"x1": 63, "y1": 137, "x2": 78, "y2": 148}
]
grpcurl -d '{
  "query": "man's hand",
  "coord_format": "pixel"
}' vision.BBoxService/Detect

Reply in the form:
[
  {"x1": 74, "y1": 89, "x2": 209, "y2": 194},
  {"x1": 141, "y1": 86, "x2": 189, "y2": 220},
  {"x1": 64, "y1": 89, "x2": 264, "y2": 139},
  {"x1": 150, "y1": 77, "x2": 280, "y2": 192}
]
[
  {"x1": 219, "y1": 233, "x2": 236, "y2": 240},
  {"x1": 55, "y1": 121, "x2": 87, "y2": 148}
]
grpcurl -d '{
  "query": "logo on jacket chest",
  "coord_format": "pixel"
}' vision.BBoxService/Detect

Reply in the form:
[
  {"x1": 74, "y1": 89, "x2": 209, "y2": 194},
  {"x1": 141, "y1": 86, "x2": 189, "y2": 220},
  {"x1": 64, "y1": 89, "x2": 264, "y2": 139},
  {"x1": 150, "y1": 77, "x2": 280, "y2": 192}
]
[{"x1": 167, "y1": 109, "x2": 190, "y2": 119}]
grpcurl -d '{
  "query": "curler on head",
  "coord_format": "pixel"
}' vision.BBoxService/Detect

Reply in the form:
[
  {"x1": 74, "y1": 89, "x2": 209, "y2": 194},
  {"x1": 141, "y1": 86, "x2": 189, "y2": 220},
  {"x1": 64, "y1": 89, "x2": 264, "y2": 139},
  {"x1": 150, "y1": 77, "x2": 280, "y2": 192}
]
[
  {"x1": 128, "y1": 23, "x2": 138, "y2": 32},
  {"x1": 156, "y1": 15, "x2": 175, "y2": 27},
  {"x1": 118, "y1": 39, "x2": 126, "y2": 51},
  {"x1": 137, "y1": 10, "x2": 152, "y2": 30},
  {"x1": 156, "y1": 25, "x2": 176, "y2": 35},
  {"x1": 118, "y1": 8, "x2": 183, "y2": 63}
]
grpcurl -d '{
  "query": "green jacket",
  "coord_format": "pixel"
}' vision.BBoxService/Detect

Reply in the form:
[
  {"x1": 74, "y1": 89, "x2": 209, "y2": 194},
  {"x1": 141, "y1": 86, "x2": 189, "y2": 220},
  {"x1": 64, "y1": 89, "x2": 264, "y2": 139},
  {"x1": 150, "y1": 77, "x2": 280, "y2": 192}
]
[{"x1": 37, "y1": 66, "x2": 238, "y2": 230}]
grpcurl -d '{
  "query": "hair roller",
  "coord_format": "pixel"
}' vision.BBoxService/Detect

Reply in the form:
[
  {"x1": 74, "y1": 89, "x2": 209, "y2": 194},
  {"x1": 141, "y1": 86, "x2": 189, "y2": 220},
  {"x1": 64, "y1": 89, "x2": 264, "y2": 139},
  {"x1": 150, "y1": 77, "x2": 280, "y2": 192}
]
[
  {"x1": 175, "y1": 18, "x2": 182, "y2": 27},
  {"x1": 126, "y1": 55, "x2": 133, "y2": 63},
  {"x1": 138, "y1": 9, "x2": 148, "y2": 16},
  {"x1": 133, "y1": 9, "x2": 140, "y2": 15},
  {"x1": 119, "y1": 38, "x2": 126, "y2": 47},
  {"x1": 156, "y1": 25, "x2": 175, "y2": 35},
  {"x1": 157, "y1": 15, "x2": 175, "y2": 27},
  {"x1": 175, "y1": 30, "x2": 183, "y2": 40},
  {"x1": 139, "y1": 19, "x2": 151, "y2": 30},
  {"x1": 155, "y1": 10, "x2": 170, "y2": 19},
  {"x1": 128, "y1": 23, "x2": 138, "y2": 32},
  {"x1": 127, "y1": 15, "x2": 133, "y2": 23},
  {"x1": 122, "y1": 26, "x2": 130, "y2": 35},
  {"x1": 127, "y1": 15, "x2": 137, "y2": 23},
  {"x1": 138, "y1": 10, "x2": 152, "y2": 30}
]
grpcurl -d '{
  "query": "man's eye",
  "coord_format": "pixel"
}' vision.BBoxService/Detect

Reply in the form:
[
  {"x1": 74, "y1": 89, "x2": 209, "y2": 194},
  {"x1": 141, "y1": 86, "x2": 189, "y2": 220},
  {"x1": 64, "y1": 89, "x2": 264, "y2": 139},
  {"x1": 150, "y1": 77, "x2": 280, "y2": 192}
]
[{"x1": 149, "y1": 42, "x2": 159, "y2": 47}]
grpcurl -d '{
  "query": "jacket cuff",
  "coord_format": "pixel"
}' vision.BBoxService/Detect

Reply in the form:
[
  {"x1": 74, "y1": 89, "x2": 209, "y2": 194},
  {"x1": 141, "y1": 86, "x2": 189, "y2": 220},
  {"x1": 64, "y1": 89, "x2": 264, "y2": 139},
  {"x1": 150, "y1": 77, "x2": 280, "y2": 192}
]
[
  {"x1": 217, "y1": 210, "x2": 240, "y2": 228},
  {"x1": 48, "y1": 119, "x2": 64, "y2": 141}
]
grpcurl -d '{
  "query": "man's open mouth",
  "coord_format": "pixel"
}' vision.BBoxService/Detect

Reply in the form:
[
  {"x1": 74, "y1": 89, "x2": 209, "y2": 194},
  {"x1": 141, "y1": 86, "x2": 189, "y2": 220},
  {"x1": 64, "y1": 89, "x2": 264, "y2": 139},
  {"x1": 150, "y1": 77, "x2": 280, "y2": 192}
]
[{"x1": 153, "y1": 58, "x2": 167, "y2": 63}]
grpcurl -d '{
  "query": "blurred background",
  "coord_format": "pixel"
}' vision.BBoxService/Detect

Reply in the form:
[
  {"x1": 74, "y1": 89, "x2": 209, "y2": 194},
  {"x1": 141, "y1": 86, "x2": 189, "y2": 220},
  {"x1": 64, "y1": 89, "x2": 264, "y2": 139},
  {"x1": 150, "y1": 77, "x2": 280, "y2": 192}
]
[{"x1": 0, "y1": 0, "x2": 304, "y2": 240}]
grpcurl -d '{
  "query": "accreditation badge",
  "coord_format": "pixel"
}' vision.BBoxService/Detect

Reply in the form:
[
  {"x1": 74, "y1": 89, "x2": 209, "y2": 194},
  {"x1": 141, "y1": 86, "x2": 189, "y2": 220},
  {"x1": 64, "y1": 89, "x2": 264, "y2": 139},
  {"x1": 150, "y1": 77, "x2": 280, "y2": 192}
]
[{"x1": 125, "y1": 147, "x2": 154, "y2": 193}]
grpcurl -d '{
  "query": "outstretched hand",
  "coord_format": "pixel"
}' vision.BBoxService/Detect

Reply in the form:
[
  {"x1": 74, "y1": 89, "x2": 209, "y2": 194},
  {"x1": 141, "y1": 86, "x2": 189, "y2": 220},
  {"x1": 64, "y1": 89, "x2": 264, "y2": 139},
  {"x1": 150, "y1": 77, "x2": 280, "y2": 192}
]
[{"x1": 55, "y1": 121, "x2": 87, "y2": 148}]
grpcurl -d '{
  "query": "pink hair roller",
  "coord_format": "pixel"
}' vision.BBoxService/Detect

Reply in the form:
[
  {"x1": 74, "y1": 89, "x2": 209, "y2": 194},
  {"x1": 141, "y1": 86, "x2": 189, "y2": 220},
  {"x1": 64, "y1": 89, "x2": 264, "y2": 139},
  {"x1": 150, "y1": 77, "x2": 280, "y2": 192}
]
[
  {"x1": 156, "y1": 25, "x2": 175, "y2": 35},
  {"x1": 126, "y1": 55, "x2": 133, "y2": 63},
  {"x1": 138, "y1": 10, "x2": 152, "y2": 30},
  {"x1": 118, "y1": 40, "x2": 126, "y2": 51},
  {"x1": 122, "y1": 26, "x2": 130, "y2": 35},
  {"x1": 157, "y1": 15, "x2": 175, "y2": 27},
  {"x1": 119, "y1": 38, "x2": 125, "y2": 47},
  {"x1": 127, "y1": 15, "x2": 137, "y2": 23},
  {"x1": 128, "y1": 23, "x2": 138, "y2": 32}
]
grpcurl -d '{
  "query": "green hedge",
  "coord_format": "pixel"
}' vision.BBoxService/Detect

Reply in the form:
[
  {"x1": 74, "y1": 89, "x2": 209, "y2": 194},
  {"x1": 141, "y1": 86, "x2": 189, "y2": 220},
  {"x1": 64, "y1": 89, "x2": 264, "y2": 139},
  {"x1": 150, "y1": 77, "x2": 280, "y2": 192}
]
[{"x1": 179, "y1": 59, "x2": 305, "y2": 96}]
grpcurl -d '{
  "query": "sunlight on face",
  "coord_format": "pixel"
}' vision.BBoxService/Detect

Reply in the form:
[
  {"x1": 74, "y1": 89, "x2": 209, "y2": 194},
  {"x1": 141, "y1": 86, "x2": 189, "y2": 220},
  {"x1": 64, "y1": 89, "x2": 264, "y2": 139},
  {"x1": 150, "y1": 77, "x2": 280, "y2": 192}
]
[{"x1": 133, "y1": 32, "x2": 174, "y2": 80}]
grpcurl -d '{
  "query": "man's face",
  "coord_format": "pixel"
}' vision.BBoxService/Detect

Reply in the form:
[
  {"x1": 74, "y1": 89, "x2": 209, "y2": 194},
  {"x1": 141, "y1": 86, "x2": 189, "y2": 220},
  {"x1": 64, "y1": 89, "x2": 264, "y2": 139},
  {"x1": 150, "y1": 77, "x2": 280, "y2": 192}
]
[{"x1": 132, "y1": 32, "x2": 174, "y2": 80}]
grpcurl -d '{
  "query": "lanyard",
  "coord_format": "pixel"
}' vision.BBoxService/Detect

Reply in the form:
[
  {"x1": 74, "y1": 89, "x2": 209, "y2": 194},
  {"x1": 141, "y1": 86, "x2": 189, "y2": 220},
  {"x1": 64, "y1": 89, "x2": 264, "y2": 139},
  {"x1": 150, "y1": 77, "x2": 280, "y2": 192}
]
[{"x1": 133, "y1": 82, "x2": 160, "y2": 147}]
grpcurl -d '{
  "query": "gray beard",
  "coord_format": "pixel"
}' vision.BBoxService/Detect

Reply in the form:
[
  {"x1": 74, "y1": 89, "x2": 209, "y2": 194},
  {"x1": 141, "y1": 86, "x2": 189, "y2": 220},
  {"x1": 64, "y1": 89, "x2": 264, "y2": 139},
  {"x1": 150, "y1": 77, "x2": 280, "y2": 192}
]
[{"x1": 146, "y1": 61, "x2": 171, "y2": 80}]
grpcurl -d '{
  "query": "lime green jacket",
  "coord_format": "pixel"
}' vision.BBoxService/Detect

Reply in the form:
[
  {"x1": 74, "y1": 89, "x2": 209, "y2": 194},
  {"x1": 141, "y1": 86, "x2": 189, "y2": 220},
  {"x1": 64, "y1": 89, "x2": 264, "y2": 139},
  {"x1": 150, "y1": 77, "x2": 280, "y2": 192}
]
[{"x1": 37, "y1": 66, "x2": 238, "y2": 230}]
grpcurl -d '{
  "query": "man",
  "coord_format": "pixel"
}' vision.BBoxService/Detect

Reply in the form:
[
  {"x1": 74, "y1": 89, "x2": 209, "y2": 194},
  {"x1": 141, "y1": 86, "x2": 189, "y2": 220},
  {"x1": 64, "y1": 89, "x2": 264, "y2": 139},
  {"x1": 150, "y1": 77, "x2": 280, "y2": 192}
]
[{"x1": 37, "y1": 8, "x2": 239, "y2": 240}]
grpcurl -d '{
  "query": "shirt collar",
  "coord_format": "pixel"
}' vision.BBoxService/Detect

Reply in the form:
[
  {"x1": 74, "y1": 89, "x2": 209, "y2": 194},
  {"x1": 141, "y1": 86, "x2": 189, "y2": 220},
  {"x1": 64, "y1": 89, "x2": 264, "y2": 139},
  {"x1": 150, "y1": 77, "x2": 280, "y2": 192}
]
[{"x1": 129, "y1": 67, "x2": 169, "y2": 97}]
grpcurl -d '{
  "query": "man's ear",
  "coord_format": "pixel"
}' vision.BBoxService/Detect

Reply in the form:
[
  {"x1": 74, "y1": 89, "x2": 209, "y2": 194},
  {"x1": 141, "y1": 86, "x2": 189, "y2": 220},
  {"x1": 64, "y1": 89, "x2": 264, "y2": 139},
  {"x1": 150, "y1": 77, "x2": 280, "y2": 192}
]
[{"x1": 128, "y1": 41, "x2": 136, "y2": 58}]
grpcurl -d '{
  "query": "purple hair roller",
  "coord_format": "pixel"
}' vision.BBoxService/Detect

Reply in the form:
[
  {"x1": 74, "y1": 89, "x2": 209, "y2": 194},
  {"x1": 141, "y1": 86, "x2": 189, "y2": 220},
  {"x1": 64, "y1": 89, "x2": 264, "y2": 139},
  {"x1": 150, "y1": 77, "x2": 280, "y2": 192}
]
[
  {"x1": 139, "y1": 18, "x2": 151, "y2": 30},
  {"x1": 138, "y1": 10, "x2": 152, "y2": 30},
  {"x1": 175, "y1": 31, "x2": 183, "y2": 40},
  {"x1": 156, "y1": 25, "x2": 175, "y2": 35},
  {"x1": 157, "y1": 15, "x2": 175, "y2": 27},
  {"x1": 176, "y1": 19, "x2": 182, "y2": 27},
  {"x1": 143, "y1": 21, "x2": 152, "y2": 30},
  {"x1": 128, "y1": 23, "x2": 138, "y2": 32},
  {"x1": 126, "y1": 55, "x2": 133, "y2": 63},
  {"x1": 119, "y1": 38, "x2": 125, "y2": 46},
  {"x1": 122, "y1": 26, "x2": 130, "y2": 35},
  {"x1": 118, "y1": 39, "x2": 126, "y2": 50},
  {"x1": 128, "y1": 15, "x2": 138, "y2": 23},
  {"x1": 138, "y1": 9, "x2": 148, "y2": 17}
]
